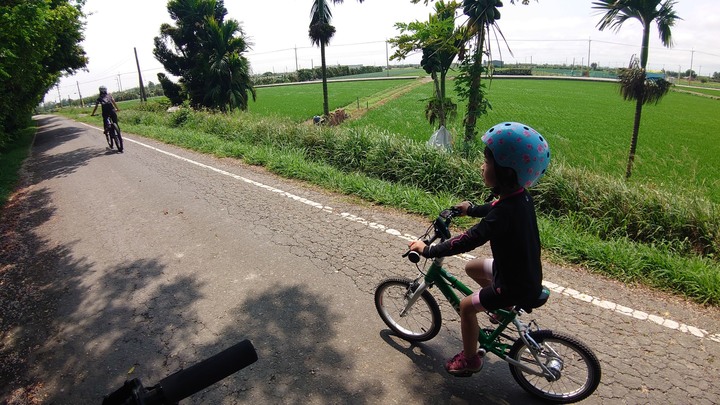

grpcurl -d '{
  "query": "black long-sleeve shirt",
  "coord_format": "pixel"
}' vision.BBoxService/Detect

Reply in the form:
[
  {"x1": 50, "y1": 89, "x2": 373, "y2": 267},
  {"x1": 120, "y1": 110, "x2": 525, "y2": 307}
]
[{"x1": 424, "y1": 189, "x2": 543, "y2": 304}]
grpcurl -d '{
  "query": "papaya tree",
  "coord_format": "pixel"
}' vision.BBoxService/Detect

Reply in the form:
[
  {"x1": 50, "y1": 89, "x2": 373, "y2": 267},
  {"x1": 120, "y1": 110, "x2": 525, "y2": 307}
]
[
  {"x1": 411, "y1": 0, "x2": 534, "y2": 156},
  {"x1": 390, "y1": 1, "x2": 462, "y2": 129}
]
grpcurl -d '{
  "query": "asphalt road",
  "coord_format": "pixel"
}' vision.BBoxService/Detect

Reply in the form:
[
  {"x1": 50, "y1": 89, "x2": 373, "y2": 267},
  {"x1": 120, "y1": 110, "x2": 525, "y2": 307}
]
[{"x1": 6, "y1": 115, "x2": 720, "y2": 404}]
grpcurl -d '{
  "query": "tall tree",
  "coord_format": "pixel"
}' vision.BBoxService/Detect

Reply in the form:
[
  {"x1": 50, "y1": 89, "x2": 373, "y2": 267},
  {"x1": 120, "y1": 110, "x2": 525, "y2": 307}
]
[
  {"x1": 390, "y1": 1, "x2": 462, "y2": 128},
  {"x1": 308, "y1": 0, "x2": 364, "y2": 118},
  {"x1": 153, "y1": 0, "x2": 255, "y2": 111},
  {"x1": 593, "y1": 0, "x2": 680, "y2": 179},
  {"x1": 411, "y1": 0, "x2": 533, "y2": 156},
  {"x1": 456, "y1": 0, "x2": 504, "y2": 156},
  {"x1": 203, "y1": 18, "x2": 256, "y2": 112},
  {"x1": 0, "y1": 0, "x2": 87, "y2": 146}
]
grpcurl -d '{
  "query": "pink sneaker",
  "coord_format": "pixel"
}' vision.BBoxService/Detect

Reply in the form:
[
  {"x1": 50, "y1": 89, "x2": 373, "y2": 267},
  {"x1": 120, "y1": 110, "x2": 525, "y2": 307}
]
[{"x1": 445, "y1": 351, "x2": 483, "y2": 376}]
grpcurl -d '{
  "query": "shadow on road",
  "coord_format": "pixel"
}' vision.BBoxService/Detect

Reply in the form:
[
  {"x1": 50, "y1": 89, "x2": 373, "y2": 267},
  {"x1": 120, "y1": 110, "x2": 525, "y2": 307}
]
[
  {"x1": 196, "y1": 284, "x2": 385, "y2": 403},
  {"x1": 377, "y1": 329, "x2": 546, "y2": 404}
]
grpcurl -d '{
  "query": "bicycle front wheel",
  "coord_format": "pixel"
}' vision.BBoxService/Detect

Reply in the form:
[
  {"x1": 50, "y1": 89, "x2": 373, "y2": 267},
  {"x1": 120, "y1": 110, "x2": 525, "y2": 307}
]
[
  {"x1": 374, "y1": 277, "x2": 441, "y2": 342},
  {"x1": 508, "y1": 330, "x2": 601, "y2": 403}
]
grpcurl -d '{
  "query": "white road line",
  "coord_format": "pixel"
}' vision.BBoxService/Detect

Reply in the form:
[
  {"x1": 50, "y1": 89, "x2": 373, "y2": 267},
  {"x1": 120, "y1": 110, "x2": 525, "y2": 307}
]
[{"x1": 82, "y1": 124, "x2": 720, "y2": 343}]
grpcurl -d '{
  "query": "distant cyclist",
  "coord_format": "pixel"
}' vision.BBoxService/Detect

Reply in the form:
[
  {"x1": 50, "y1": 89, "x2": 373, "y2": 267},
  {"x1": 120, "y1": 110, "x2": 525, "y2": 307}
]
[{"x1": 90, "y1": 85, "x2": 120, "y2": 135}]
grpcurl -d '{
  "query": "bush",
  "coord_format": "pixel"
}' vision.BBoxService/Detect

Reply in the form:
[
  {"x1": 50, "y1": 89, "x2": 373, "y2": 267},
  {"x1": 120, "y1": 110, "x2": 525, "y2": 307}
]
[{"x1": 534, "y1": 162, "x2": 719, "y2": 258}]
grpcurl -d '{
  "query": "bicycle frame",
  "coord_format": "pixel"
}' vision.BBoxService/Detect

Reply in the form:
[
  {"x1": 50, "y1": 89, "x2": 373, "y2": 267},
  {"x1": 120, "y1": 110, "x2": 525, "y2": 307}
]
[
  {"x1": 407, "y1": 256, "x2": 557, "y2": 378},
  {"x1": 104, "y1": 116, "x2": 115, "y2": 132}
]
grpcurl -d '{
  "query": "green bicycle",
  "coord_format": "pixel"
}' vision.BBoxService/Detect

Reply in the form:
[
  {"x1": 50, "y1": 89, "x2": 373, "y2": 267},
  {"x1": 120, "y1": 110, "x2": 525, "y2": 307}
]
[{"x1": 374, "y1": 208, "x2": 601, "y2": 403}]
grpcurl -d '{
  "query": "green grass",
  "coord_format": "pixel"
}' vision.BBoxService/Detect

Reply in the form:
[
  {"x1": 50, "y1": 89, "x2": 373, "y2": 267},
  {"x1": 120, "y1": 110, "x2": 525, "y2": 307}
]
[
  {"x1": 0, "y1": 126, "x2": 35, "y2": 211},
  {"x1": 248, "y1": 79, "x2": 415, "y2": 121},
  {"x1": 346, "y1": 78, "x2": 720, "y2": 202},
  {"x1": 673, "y1": 86, "x2": 720, "y2": 97}
]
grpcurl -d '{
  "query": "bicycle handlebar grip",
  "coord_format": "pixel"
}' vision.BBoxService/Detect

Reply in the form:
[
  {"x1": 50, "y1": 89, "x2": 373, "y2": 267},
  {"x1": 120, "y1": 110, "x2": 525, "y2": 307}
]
[
  {"x1": 407, "y1": 251, "x2": 421, "y2": 263},
  {"x1": 157, "y1": 339, "x2": 257, "y2": 403}
]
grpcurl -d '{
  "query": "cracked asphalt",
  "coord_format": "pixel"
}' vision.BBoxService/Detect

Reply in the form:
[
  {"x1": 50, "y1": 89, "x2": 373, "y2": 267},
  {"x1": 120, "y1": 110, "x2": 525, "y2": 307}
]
[{"x1": 1, "y1": 115, "x2": 719, "y2": 404}]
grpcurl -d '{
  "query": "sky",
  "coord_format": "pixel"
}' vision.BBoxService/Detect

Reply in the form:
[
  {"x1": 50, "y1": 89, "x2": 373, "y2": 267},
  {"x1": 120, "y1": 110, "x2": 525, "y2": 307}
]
[{"x1": 48, "y1": 0, "x2": 720, "y2": 104}]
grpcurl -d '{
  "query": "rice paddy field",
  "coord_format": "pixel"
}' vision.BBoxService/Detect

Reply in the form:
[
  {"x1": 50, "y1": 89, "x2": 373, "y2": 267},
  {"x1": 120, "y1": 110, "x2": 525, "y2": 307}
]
[{"x1": 251, "y1": 77, "x2": 720, "y2": 203}]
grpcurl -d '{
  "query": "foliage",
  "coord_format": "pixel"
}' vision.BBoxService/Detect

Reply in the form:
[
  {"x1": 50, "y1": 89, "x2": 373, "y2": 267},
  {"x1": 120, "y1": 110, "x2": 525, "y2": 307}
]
[
  {"x1": 0, "y1": 0, "x2": 87, "y2": 148},
  {"x1": 455, "y1": 0, "x2": 506, "y2": 157},
  {"x1": 153, "y1": 0, "x2": 254, "y2": 111},
  {"x1": 617, "y1": 56, "x2": 671, "y2": 104},
  {"x1": 157, "y1": 73, "x2": 184, "y2": 106},
  {"x1": 390, "y1": 1, "x2": 461, "y2": 129},
  {"x1": 0, "y1": 126, "x2": 35, "y2": 211}
]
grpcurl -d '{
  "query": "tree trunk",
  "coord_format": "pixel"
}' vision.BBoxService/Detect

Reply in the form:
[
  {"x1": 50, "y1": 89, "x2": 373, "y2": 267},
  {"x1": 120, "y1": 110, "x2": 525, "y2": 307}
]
[
  {"x1": 432, "y1": 71, "x2": 445, "y2": 128},
  {"x1": 463, "y1": 32, "x2": 484, "y2": 157},
  {"x1": 321, "y1": 42, "x2": 329, "y2": 117},
  {"x1": 626, "y1": 24, "x2": 651, "y2": 179},
  {"x1": 626, "y1": 97, "x2": 643, "y2": 179}
]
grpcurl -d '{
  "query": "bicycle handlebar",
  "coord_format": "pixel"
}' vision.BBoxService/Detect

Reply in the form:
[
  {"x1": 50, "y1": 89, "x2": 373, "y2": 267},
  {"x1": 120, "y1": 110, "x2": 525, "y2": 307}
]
[
  {"x1": 103, "y1": 339, "x2": 258, "y2": 405},
  {"x1": 403, "y1": 207, "x2": 463, "y2": 263}
]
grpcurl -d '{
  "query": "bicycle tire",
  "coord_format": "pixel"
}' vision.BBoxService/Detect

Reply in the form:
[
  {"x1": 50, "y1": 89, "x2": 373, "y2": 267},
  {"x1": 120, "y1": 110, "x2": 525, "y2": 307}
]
[
  {"x1": 374, "y1": 277, "x2": 441, "y2": 342},
  {"x1": 111, "y1": 123, "x2": 123, "y2": 152},
  {"x1": 105, "y1": 123, "x2": 113, "y2": 149},
  {"x1": 508, "y1": 330, "x2": 601, "y2": 403}
]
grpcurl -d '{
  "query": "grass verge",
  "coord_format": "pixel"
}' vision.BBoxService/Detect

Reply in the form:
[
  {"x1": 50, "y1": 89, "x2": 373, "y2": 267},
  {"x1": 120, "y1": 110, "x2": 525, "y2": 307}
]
[{"x1": 0, "y1": 126, "x2": 35, "y2": 212}]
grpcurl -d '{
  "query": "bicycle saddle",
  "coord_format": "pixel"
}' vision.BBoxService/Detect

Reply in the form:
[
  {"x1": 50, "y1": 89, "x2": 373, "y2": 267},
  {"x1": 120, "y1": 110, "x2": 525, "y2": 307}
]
[{"x1": 518, "y1": 288, "x2": 550, "y2": 314}]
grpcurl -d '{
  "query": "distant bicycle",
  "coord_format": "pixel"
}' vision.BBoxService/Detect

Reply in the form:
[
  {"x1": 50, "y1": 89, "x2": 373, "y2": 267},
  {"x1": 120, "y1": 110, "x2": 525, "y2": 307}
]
[{"x1": 91, "y1": 113, "x2": 123, "y2": 153}]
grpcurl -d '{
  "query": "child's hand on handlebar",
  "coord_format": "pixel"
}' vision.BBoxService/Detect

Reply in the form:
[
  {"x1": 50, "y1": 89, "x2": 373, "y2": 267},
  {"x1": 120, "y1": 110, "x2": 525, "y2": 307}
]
[
  {"x1": 453, "y1": 201, "x2": 473, "y2": 216},
  {"x1": 408, "y1": 240, "x2": 427, "y2": 254}
]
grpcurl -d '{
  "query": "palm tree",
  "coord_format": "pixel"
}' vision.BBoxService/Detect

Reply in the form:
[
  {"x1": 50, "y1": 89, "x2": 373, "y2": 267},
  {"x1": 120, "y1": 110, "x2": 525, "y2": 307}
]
[
  {"x1": 457, "y1": 0, "x2": 504, "y2": 157},
  {"x1": 593, "y1": 0, "x2": 680, "y2": 179},
  {"x1": 154, "y1": 0, "x2": 254, "y2": 111},
  {"x1": 203, "y1": 17, "x2": 256, "y2": 111},
  {"x1": 308, "y1": 0, "x2": 364, "y2": 118}
]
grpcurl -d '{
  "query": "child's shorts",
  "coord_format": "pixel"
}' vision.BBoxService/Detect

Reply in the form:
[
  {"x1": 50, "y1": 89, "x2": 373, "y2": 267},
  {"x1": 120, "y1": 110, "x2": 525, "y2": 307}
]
[{"x1": 470, "y1": 258, "x2": 516, "y2": 311}]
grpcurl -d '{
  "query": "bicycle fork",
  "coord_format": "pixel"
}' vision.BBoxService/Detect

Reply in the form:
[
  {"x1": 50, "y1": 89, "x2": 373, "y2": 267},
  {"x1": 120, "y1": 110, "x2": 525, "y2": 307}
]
[
  {"x1": 504, "y1": 319, "x2": 564, "y2": 381},
  {"x1": 400, "y1": 279, "x2": 429, "y2": 317}
]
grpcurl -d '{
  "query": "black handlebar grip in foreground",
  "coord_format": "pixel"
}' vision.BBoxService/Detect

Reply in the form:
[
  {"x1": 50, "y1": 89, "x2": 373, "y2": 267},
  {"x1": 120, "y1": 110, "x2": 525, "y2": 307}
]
[{"x1": 158, "y1": 339, "x2": 257, "y2": 403}]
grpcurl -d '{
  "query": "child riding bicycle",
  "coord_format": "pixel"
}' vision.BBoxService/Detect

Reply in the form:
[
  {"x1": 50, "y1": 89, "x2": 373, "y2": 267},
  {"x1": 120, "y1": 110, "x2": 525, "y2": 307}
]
[
  {"x1": 408, "y1": 122, "x2": 551, "y2": 376},
  {"x1": 90, "y1": 85, "x2": 120, "y2": 134}
]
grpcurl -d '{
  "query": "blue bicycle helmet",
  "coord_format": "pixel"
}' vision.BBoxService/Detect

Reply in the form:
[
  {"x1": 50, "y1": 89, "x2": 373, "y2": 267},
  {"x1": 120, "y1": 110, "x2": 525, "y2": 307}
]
[{"x1": 481, "y1": 122, "x2": 551, "y2": 188}]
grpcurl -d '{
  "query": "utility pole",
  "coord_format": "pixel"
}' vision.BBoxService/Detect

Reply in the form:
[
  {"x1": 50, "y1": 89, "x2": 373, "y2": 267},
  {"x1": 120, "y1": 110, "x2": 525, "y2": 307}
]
[
  {"x1": 385, "y1": 40, "x2": 390, "y2": 75},
  {"x1": 689, "y1": 48, "x2": 695, "y2": 83},
  {"x1": 587, "y1": 37, "x2": 592, "y2": 71},
  {"x1": 57, "y1": 85, "x2": 61, "y2": 106},
  {"x1": 117, "y1": 74, "x2": 123, "y2": 92},
  {"x1": 134, "y1": 47, "x2": 147, "y2": 102},
  {"x1": 294, "y1": 46, "x2": 298, "y2": 72},
  {"x1": 76, "y1": 81, "x2": 84, "y2": 107}
]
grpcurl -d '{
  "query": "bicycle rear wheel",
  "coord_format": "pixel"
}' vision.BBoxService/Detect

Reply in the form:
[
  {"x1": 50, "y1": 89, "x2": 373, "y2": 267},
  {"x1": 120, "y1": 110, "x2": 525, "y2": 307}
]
[
  {"x1": 105, "y1": 125, "x2": 113, "y2": 149},
  {"x1": 374, "y1": 277, "x2": 441, "y2": 342},
  {"x1": 508, "y1": 330, "x2": 601, "y2": 403},
  {"x1": 111, "y1": 123, "x2": 123, "y2": 152}
]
